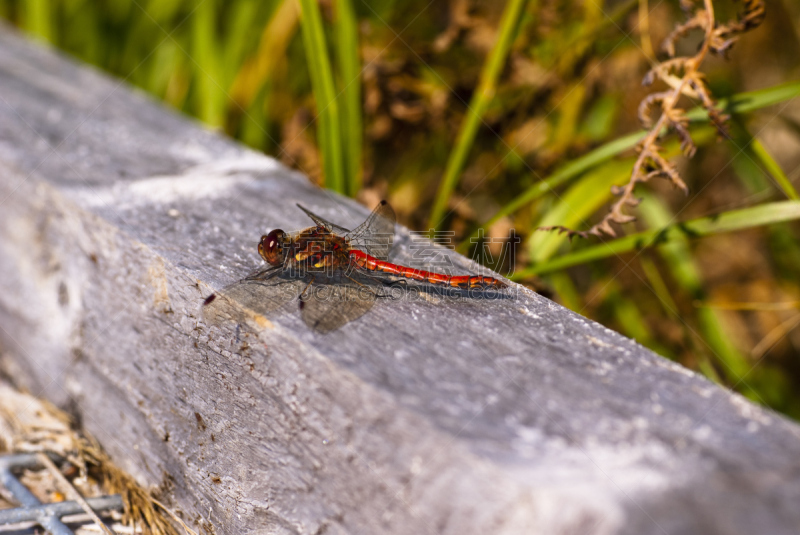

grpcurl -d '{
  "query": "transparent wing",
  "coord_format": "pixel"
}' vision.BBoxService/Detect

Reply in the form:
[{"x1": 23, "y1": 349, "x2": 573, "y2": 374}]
[
  {"x1": 296, "y1": 204, "x2": 352, "y2": 234},
  {"x1": 204, "y1": 267, "x2": 378, "y2": 333},
  {"x1": 346, "y1": 200, "x2": 396, "y2": 261},
  {"x1": 299, "y1": 277, "x2": 378, "y2": 333},
  {"x1": 203, "y1": 266, "x2": 305, "y2": 323}
]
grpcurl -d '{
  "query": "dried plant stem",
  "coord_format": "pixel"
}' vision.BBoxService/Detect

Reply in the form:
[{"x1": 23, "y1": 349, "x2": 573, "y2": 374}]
[
  {"x1": 37, "y1": 452, "x2": 116, "y2": 535},
  {"x1": 543, "y1": 0, "x2": 765, "y2": 239},
  {"x1": 751, "y1": 312, "x2": 800, "y2": 359},
  {"x1": 151, "y1": 498, "x2": 199, "y2": 535},
  {"x1": 638, "y1": 0, "x2": 656, "y2": 61},
  {"x1": 695, "y1": 301, "x2": 800, "y2": 311},
  {"x1": 598, "y1": 0, "x2": 712, "y2": 237}
]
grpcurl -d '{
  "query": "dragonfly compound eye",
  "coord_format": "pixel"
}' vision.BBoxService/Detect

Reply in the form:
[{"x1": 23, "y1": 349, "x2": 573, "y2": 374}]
[{"x1": 259, "y1": 229, "x2": 286, "y2": 265}]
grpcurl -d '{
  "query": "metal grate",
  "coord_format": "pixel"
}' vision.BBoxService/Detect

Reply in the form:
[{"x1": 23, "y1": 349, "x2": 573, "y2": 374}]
[{"x1": 0, "y1": 452, "x2": 123, "y2": 534}]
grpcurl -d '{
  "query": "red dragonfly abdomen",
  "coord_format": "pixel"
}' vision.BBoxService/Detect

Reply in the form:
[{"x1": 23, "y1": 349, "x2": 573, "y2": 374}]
[{"x1": 349, "y1": 250, "x2": 507, "y2": 289}]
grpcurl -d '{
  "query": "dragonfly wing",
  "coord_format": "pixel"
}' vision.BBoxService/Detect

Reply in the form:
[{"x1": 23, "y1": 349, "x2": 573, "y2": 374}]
[
  {"x1": 203, "y1": 267, "x2": 305, "y2": 323},
  {"x1": 347, "y1": 200, "x2": 396, "y2": 261},
  {"x1": 296, "y1": 204, "x2": 351, "y2": 234},
  {"x1": 300, "y1": 281, "x2": 377, "y2": 333}
]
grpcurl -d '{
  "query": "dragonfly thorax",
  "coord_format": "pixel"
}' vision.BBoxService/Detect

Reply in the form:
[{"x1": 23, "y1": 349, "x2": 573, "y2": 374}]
[{"x1": 265, "y1": 226, "x2": 351, "y2": 275}]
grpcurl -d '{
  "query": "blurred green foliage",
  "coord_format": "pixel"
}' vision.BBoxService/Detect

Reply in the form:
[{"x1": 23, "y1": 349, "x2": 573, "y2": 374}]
[{"x1": 4, "y1": 0, "x2": 800, "y2": 418}]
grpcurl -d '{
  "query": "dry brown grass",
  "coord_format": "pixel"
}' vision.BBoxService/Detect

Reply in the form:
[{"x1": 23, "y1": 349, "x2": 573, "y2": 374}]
[{"x1": 0, "y1": 381, "x2": 187, "y2": 535}]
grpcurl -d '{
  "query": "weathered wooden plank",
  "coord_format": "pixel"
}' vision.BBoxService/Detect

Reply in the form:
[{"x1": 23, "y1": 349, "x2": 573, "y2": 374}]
[{"x1": 1, "y1": 25, "x2": 800, "y2": 535}]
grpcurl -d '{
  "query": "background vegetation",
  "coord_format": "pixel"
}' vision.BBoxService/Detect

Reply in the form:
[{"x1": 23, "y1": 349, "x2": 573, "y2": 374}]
[{"x1": 3, "y1": 0, "x2": 799, "y2": 418}]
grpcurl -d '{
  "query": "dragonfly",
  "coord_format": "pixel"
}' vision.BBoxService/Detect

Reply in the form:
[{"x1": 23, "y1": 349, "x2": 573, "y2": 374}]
[{"x1": 203, "y1": 201, "x2": 507, "y2": 333}]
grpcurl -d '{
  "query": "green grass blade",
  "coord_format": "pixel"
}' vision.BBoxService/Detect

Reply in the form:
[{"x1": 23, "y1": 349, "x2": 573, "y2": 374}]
[
  {"x1": 639, "y1": 256, "x2": 681, "y2": 319},
  {"x1": 22, "y1": 0, "x2": 52, "y2": 42},
  {"x1": 729, "y1": 116, "x2": 799, "y2": 200},
  {"x1": 299, "y1": 0, "x2": 345, "y2": 193},
  {"x1": 528, "y1": 159, "x2": 633, "y2": 263},
  {"x1": 637, "y1": 195, "x2": 753, "y2": 387},
  {"x1": 147, "y1": 38, "x2": 181, "y2": 97},
  {"x1": 221, "y1": 0, "x2": 260, "y2": 87},
  {"x1": 547, "y1": 271, "x2": 584, "y2": 312},
  {"x1": 192, "y1": 0, "x2": 225, "y2": 128},
  {"x1": 750, "y1": 138, "x2": 800, "y2": 200},
  {"x1": 515, "y1": 200, "x2": 800, "y2": 277},
  {"x1": 460, "y1": 81, "x2": 800, "y2": 250},
  {"x1": 428, "y1": 0, "x2": 531, "y2": 230},
  {"x1": 559, "y1": 0, "x2": 638, "y2": 54},
  {"x1": 143, "y1": 0, "x2": 184, "y2": 24},
  {"x1": 241, "y1": 91, "x2": 271, "y2": 150},
  {"x1": 641, "y1": 241, "x2": 722, "y2": 380},
  {"x1": 229, "y1": 0, "x2": 299, "y2": 113},
  {"x1": 334, "y1": 0, "x2": 362, "y2": 197},
  {"x1": 728, "y1": 124, "x2": 800, "y2": 279},
  {"x1": 603, "y1": 278, "x2": 673, "y2": 357},
  {"x1": 456, "y1": 131, "x2": 642, "y2": 253},
  {"x1": 523, "y1": 126, "x2": 715, "y2": 265},
  {"x1": 685, "y1": 81, "x2": 800, "y2": 121}
]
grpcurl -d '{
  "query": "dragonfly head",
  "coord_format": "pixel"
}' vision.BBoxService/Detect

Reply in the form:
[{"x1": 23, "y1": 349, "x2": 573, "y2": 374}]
[{"x1": 259, "y1": 229, "x2": 286, "y2": 266}]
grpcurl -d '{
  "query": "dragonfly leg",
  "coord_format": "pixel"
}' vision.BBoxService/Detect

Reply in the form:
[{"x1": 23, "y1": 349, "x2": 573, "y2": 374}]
[
  {"x1": 298, "y1": 276, "x2": 315, "y2": 300},
  {"x1": 297, "y1": 276, "x2": 317, "y2": 310},
  {"x1": 243, "y1": 264, "x2": 283, "y2": 281}
]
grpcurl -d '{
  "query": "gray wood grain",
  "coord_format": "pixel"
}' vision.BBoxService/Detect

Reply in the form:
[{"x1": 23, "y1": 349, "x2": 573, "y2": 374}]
[{"x1": 1, "y1": 24, "x2": 799, "y2": 535}]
